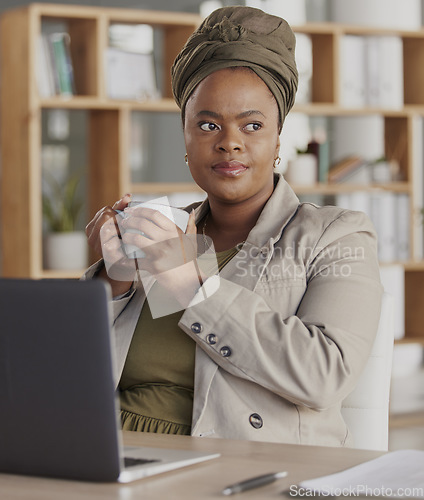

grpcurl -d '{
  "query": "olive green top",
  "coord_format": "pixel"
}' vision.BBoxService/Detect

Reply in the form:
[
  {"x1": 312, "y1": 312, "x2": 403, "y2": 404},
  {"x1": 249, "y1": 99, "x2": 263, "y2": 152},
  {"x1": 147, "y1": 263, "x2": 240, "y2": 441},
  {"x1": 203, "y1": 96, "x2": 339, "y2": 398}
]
[{"x1": 119, "y1": 244, "x2": 241, "y2": 435}]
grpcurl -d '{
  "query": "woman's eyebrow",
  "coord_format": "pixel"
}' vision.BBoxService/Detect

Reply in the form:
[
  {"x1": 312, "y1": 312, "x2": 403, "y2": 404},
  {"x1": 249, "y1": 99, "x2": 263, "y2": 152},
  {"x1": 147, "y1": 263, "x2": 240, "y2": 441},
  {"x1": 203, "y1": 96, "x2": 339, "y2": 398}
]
[
  {"x1": 237, "y1": 110, "x2": 265, "y2": 119},
  {"x1": 196, "y1": 110, "x2": 221, "y2": 119},
  {"x1": 195, "y1": 110, "x2": 265, "y2": 119}
]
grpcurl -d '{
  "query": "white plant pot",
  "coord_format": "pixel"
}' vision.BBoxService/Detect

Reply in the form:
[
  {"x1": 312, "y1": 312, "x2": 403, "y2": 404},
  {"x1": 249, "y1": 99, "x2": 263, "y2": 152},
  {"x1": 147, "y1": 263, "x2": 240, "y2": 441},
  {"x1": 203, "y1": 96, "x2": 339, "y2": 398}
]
[
  {"x1": 285, "y1": 154, "x2": 317, "y2": 186},
  {"x1": 44, "y1": 231, "x2": 88, "y2": 271}
]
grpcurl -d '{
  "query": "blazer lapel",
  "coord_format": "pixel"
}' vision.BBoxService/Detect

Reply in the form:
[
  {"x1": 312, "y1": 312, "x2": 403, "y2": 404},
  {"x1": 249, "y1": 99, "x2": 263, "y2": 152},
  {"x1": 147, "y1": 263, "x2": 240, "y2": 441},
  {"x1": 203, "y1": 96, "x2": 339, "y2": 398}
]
[{"x1": 220, "y1": 174, "x2": 300, "y2": 291}]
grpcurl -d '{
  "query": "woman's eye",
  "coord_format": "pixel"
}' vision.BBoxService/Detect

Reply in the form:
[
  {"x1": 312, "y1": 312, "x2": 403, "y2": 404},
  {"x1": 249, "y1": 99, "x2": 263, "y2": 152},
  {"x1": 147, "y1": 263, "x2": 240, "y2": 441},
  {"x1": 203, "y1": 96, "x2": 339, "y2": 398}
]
[
  {"x1": 200, "y1": 122, "x2": 219, "y2": 131},
  {"x1": 244, "y1": 123, "x2": 262, "y2": 132}
]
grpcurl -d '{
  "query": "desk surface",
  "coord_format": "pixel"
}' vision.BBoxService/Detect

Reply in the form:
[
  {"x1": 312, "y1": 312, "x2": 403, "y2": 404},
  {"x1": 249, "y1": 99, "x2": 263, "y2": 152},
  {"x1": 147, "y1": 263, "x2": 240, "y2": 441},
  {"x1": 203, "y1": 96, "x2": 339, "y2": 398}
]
[{"x1": 0, "y1": 432, "x2": 382, "y2": 499}]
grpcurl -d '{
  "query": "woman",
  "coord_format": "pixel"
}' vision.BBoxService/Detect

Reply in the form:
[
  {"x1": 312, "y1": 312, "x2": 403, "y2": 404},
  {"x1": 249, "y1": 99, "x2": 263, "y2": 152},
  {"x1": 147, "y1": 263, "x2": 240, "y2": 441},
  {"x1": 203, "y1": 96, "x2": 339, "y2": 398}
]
[{"x1": 85, "y1": 6, "x2": 383, "y2": 447}]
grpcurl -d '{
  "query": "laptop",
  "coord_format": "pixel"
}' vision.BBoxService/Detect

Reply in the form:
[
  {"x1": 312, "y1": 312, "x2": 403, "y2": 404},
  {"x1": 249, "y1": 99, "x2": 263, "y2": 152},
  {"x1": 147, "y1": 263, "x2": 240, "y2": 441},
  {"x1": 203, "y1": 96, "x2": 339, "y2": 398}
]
[{"x1": 0, "y1": 278, "x2": 219, "y2": 483}]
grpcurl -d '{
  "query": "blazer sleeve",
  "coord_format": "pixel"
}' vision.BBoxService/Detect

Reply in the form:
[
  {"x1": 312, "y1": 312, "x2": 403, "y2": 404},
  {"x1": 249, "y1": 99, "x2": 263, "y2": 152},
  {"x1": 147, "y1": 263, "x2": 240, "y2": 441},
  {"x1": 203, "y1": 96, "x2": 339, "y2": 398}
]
[
  {"x1": 178, "y1": 210, "x2": 383, "y2": 410},
  {"x1": 80, "y1": 259, "x2": 136, "y2": 322}
]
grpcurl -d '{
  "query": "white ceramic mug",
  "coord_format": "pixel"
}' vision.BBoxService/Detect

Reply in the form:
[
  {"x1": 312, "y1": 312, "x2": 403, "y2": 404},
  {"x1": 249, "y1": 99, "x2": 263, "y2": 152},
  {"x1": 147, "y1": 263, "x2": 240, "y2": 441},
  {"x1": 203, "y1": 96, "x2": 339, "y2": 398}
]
[{"x1": 116, "y1": 201, "x2": 189, "y2": 258}]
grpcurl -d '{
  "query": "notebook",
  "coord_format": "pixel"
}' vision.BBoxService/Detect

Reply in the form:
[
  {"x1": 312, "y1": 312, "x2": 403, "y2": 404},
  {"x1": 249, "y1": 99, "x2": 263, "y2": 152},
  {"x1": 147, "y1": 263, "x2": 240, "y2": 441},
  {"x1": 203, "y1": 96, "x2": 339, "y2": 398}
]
[{"x1": 0, "y1": 278, "x2": 219, "y2": 483}]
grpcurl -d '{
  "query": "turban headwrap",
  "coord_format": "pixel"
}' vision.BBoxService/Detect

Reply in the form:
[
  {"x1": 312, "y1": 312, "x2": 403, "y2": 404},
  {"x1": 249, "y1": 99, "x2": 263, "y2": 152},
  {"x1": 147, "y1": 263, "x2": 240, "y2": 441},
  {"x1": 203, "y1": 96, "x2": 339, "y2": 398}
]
[{"x1": 171, "y1": 6, "x2": 299, "y2": 125}]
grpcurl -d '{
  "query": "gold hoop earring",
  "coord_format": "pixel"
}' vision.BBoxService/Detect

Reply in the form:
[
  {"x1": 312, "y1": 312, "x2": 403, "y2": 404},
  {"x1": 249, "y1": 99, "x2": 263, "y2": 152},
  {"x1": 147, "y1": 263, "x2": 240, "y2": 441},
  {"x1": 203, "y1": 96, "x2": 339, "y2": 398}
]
[
  {"x1": 184, "y1": 154, "x2": 188, "y2": 165},
  {"x1": 273, "y1": 156, "x2": 281, "y2": 168}
]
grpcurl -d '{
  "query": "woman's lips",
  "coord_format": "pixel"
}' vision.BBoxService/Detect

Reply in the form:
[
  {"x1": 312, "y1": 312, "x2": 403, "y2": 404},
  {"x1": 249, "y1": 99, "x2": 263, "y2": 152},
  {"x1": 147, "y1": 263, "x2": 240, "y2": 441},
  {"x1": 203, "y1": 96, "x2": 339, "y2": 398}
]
[{"x1": 212, "y1": 161, "x2": 248, "y2": 177}]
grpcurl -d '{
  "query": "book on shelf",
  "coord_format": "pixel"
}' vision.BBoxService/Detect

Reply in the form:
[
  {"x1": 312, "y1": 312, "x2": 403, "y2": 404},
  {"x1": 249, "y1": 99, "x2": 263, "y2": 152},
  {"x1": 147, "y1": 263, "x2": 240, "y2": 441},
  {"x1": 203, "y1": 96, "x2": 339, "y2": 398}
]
[
  {"x1": 331, "y1": 116, "x2": 385, "y2": 168},
  {"x1": 366, "y1": 35, "x2": 403, "y2": 110},
  {"x1": 328, "y1": 155, "x2": 368, "y2": 183},
  {"x1": 339, "y1": 34, "x2": 404, "y2": 109},
  {"x1": 294, "y1": 33, "x2": 312, "y2": 105},
  {"x1": 340, "y1": 35, "x2": 367, "y2": 108},
  {"x1": 335, "y1": 190, "x2": 410, "y2": 263},
  {"x1": 105, "y1": 49, "x2": 159, "y2": 101},
  {"x1": 109, "y1": 23, "x2": 154, "y2": 54},
  {"x1": 396, "y1": 193, "x2": 410, "y2": 262},
  {"x1": 49, "y1": 33, "x2": 75, "y2": 97},
  {"x1": 105, "y1": 23, "x2": 159, "y2": 101},
  {"x1": 379, "y1": 265, "x2": 405, "y2": 340},
  {"x1": 330, "y1": 0, "x2": 422, "y2": 30},
  {"x1": 412, "y1": 117, "x2": 424, "y2": 260},
  {"x1": 328, "y1": 155, "x2": 397, "y2": 185},
  {"x1": 372, "y1": 191, "x2": 398, "y2": 263},
  {"x1": 336, "y1": 190, "x2": 370, "y2": 214},
  {"x1": 36, "y1": 34, "x2": 56, "y2": 98},
  {"x1": 36, "y1": 32, "x2": 75, "y2": 98}
]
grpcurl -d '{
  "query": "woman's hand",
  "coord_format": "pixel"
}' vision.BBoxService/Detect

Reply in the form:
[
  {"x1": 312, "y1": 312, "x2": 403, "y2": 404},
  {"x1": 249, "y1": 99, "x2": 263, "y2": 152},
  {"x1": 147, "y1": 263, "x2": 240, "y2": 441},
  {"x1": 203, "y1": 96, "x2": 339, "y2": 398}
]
[
  {"x1": 85, "y1": 194, "x2": 135, "y2": 297},
  {"x1": 120, "y1": 206, "x2": 203, "y2": 308}
]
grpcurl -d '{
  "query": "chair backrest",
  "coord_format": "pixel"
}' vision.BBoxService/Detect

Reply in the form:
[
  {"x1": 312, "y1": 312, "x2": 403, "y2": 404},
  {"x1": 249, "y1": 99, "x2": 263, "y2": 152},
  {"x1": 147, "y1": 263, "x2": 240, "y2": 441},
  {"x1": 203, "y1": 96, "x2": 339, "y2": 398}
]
[{"x1": 341, "y1": 292, "x2": 394, "y2": 451}]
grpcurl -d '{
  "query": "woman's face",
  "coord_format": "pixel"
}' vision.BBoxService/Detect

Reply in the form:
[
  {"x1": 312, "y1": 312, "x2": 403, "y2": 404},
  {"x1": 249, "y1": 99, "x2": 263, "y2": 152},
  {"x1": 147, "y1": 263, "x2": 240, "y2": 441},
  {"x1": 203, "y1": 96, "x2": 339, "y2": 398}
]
[{"x1": 183, "y1": 67, "x2": 281, "y2": 207}]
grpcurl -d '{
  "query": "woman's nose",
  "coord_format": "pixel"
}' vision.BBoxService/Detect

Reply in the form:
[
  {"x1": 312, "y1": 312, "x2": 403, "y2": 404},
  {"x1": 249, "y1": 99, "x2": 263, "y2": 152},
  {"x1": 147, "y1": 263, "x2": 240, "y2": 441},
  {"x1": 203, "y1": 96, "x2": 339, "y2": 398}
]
[{"x1": 216, "y1": 128, "x2": 243, "y2": 152}]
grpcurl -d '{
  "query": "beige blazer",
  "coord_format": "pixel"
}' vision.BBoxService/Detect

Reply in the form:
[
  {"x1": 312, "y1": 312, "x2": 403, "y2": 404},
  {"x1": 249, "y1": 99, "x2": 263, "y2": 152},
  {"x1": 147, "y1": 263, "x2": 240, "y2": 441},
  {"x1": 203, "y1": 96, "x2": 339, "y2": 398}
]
[{"x1": 84, "y1": 174, "x2": 383, "y2": 447}]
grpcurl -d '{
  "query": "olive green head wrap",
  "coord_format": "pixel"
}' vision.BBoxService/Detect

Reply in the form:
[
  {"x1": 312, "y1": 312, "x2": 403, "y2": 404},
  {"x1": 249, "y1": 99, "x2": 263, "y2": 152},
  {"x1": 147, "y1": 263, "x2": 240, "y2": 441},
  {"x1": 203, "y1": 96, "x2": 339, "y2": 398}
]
[{"x1": 171, "y1": 6, "x2": 298, "y2": 125}]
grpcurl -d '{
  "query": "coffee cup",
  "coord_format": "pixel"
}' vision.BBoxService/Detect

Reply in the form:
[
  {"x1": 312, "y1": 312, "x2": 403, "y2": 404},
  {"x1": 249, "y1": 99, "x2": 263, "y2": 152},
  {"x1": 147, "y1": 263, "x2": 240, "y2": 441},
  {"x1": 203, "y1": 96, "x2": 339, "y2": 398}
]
[{"x1": 116, "y1": 201, "x2": 189, "y2": 258}]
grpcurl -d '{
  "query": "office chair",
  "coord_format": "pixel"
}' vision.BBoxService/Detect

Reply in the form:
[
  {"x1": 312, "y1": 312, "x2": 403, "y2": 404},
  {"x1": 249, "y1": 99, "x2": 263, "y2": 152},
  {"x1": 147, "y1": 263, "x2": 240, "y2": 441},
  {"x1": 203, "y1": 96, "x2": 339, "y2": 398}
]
[{"x1": 341, "y1": 293, "x2": 395, "y2": 451}]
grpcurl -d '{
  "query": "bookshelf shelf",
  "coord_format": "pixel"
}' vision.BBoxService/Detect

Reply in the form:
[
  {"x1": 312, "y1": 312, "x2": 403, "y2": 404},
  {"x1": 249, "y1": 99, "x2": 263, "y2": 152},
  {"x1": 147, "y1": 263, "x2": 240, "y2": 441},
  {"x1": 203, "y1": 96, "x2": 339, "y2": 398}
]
[
  {"x1": 293, "y1": 103, "x2": 420, "y2": 117},
  {"x1": 292, "y1": 182, "x2": 412, "y2": 196},
  {"x1": 393, "y1": 337, "x2": 424, "y2": 346},
  {"x1": 41, "y1": 96, "x2": 180, "y2": 112},
  {"x1": 293, "y1": 22, "x2": 424, "y2": 37},
  {"x1": 0, "y1": 5, "x2": 423, "y2": 343},
  {"x1": 403, "y1": 261, "x2": 424, "y2": 271}
]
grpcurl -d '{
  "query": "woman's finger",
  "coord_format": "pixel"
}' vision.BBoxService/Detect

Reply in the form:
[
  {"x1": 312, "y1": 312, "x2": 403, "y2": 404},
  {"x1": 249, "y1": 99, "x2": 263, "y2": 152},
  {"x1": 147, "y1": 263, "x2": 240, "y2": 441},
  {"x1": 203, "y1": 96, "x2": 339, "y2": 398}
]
[
  {"x1": 112, "y1": 193, "x2": 132, "y2": 211},
  {"x1": 122, "y1": 210, "x2": 182, "y2": 246},
  {"x1": 86, "y1": 203, "x2": 125, "y2": 257},
  {"x1": 186, "y1": 209, "x2": 197, "y2": 235},
  {"x1": 125, "y1": 207, "x2": 177, "y2": 232}
]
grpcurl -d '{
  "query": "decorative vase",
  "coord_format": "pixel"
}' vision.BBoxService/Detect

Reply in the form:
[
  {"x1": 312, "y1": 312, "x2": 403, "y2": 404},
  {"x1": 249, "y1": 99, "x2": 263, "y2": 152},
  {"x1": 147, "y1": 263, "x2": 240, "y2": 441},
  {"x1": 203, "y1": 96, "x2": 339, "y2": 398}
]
[
  {"x1": 44, "y1": 231, "x2": 88, "y2": 270},
  {"x1": 285, "y1": 154, "x2": 317, "y2": 186}
]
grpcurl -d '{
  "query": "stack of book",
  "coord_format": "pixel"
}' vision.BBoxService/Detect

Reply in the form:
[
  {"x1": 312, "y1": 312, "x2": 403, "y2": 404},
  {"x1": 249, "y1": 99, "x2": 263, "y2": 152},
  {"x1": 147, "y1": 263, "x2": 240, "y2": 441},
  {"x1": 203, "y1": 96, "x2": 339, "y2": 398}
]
[
  {"x1": 328, "y1": 155, "x2": 398, "y2": 185},
  {"x1": 330, "y1": 0, "x2": 422, "y2": 30},
  {"x1": 336, "y1": 190, "x2": 410, "y2": 263},
  {"x1": 340, "y1": 35, "x2": 404, "y2": 109},
  {"x1": 105, "y1": 23, "x2": 159, "y2": 101},
  {"x1": 328, "y1": 155, "x2": 369, "y2": 184},
  {"x1": 332, "y1": 153, "x2": 409, "y2": 263},
  {"x1": 36, "y1": 32, "x2": 75, "y2": 98},
  {"x1": 379, "y1": 264, "x2": 405, "y2": 340}
]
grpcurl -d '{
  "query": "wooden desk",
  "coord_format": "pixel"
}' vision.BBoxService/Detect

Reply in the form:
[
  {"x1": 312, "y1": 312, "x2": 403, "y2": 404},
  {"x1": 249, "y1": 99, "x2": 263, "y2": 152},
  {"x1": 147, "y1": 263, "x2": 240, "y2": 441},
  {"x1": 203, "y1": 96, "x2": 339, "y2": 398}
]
[{"x1": 0, "y1": 432, "x2": 383, "y2": 499}]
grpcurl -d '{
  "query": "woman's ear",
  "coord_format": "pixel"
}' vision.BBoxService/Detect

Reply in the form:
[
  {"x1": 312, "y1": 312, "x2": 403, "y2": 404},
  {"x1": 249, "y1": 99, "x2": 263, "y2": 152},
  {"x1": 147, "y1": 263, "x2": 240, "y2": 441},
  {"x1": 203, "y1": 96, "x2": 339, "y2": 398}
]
[{"x1": 275, "y1": 136, "x2": 281, "y2": 159}]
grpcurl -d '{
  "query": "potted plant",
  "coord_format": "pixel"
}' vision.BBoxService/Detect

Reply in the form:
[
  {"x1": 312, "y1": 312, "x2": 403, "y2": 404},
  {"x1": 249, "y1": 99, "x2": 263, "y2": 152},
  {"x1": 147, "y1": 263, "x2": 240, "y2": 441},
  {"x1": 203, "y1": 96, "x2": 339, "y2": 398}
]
[{"x1": 43, "y1": 171, "x2": 88, "y2": 270}]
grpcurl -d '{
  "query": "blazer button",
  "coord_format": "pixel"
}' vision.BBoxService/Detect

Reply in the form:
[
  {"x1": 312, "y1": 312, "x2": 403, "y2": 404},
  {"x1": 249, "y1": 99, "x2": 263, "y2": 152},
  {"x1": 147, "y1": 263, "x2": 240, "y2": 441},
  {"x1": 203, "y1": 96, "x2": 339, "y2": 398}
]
[
  {"x1": 220, "y1": 346, "x2": 232, "y2": 357},
  {"x1": 249, "y1": 413, "x2": 263, "y2": 429},
  {"x1": 191, "y1": 322, "x2": 203, "y2": 334},
  {"x1": 206, "y1": 333, "x2": 217, "y2": 345}
]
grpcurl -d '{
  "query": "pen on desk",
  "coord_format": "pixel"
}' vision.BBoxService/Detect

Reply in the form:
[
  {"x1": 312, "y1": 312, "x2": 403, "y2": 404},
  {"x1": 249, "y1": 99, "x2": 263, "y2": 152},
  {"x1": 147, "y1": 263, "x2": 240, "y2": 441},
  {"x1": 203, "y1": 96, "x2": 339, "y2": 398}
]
[{"x1": 222, "y1": 471, "x2": 288, "y2": 495}]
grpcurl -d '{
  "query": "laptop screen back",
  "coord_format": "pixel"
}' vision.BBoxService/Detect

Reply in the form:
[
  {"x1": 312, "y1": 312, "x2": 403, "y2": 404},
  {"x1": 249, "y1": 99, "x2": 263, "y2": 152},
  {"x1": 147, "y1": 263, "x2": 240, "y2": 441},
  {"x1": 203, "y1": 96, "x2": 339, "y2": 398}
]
[{"x1": 0, "y1": 278, "x2": 122, "y2": 482}]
